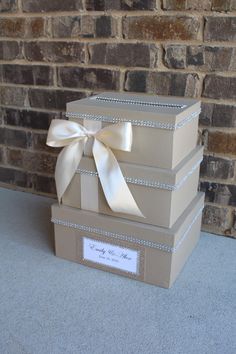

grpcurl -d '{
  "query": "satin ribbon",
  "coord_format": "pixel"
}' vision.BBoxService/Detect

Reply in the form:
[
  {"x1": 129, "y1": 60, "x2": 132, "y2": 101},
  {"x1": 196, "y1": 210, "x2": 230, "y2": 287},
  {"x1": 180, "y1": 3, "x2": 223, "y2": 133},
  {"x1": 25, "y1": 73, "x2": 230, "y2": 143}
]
[{"x1": 46, "y1": 119, "x2": 144, "y2": 217}]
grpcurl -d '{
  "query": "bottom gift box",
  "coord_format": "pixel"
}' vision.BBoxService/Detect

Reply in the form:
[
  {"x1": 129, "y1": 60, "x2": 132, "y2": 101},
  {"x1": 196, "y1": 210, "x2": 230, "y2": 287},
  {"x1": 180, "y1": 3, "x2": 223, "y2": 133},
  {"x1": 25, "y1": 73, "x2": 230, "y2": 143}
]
[{"x1": 51, "y1": 192, "x2": 204, "y2": 288}]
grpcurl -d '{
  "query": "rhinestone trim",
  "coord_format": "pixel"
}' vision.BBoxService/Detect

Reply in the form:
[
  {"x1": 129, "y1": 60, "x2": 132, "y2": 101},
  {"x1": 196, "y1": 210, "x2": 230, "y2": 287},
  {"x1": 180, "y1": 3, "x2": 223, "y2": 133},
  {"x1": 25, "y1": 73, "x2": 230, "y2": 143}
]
[
  {"x1": 51, "y1": 207, "x2": 203, "y2": 254},
  {"x1": 66, "y1": 110, "x2": 200, "y2": 131},
  {"x1": 94, "y1": 96, "x2": 186, "y2": 109},
  {"x1": 76, "y1": 158, "x2": 202, "y2": 191}
]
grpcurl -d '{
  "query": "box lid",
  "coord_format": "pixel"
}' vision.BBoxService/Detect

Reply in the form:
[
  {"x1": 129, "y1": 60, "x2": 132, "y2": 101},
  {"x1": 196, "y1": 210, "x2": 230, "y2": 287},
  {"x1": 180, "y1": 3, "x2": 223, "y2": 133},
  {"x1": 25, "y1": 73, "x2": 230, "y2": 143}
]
[
  {"x1": 76, "y1": 145, "x2": 203, "y2": 190},
  {"x1": 66, "y1": 92, "x2": 201, "y2": 130},
  {"x1": 51, "y1": 192, "x2": 204, "y2": 254}
]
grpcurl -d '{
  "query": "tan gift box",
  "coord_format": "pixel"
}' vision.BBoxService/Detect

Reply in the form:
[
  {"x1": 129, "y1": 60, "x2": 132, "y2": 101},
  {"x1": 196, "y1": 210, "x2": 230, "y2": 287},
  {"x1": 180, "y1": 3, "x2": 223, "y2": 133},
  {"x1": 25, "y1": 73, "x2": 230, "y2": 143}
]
[
  {"x1": 52, "y1": 192, "x2": 204, "y2": 288},
  {"x1": 62, "y1": 146, "x2": 203, "y2": 228},
  {"x1": 66, "y1": 92, "x2": 201, "y2": 169}
]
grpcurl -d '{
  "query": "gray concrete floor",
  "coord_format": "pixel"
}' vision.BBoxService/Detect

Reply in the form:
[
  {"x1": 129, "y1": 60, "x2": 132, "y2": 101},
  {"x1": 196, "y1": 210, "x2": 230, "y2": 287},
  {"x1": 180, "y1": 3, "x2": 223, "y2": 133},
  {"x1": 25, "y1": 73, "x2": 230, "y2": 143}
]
[{"x1": 0, "y1": 187, "x2": 235, "y2": 354}]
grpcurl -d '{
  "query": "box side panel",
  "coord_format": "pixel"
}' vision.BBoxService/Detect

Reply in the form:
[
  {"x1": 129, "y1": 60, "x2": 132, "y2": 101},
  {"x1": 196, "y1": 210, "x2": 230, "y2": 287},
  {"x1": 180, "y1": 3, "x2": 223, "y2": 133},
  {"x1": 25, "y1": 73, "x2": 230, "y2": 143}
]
[
  {"x1": 62, "y1": 174, "x2": 82, "y2": 208},
  {"x1": 172, "y1": 117, "x2": 199, "y2": 168},
  {"x1": 68, "y1": 116, "x2": 176, "y2": 168},
  {"x1": 144, "y1": 247, "x2": 172, "y2": 288},
  {"x1": 62, "y1": 171, "x2": 174, "y2": 227},
  {"x1": 97, "y1": 181, "x2": 172, "y2": 228},
  {"x1": 53, "y1": 222, "x2": 173, "y2": 288},
  {"x1": 169, "y1": 212, "x2": 202, "y2": 287},
  {"x1": 54, "y1": 224, "x2": 77, "y2": 262},
  {"x1": 61, "y1": 166, "x2": 201, "y2": 228},
  {"x1": 111, "y1": 126, "x2": 175, "y2": 169},
  {"x1": 54, "y1": 225, "x2": 146, "y2": 283},
  {"x1": 170, "y1": 165, "x2": 200, "y2": 226}
]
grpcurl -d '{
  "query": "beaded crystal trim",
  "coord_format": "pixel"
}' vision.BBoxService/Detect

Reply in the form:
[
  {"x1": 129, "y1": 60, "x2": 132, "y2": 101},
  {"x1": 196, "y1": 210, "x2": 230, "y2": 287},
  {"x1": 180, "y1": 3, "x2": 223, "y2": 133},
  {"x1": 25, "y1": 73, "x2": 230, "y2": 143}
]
[
  {"x1": 94, "y1": 96, "x2": 186, "y2": 109},
  {"x1": 66, "y1": 110, "x2": 201, "y2": 131},
  {"x1": 76, "y1": 158, "x2": 202, "y2": 191},
  {"x1": 51, "y1": 207, "x2": 203, "y2": 254}
]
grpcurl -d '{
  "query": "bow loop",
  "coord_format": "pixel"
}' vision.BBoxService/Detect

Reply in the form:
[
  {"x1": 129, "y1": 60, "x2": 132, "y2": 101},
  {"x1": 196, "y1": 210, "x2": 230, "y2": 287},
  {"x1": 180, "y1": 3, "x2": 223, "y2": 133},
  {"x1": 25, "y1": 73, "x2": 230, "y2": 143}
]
[
  {"x1": 95, "y1": 122, "x2": 132, "y2": 151},
  {"x1": 47, "y1": 119, "x2": 88, "y2": 147},
  {"x1": 46, "y1": 119, "x2": 143, "y2": 218}
]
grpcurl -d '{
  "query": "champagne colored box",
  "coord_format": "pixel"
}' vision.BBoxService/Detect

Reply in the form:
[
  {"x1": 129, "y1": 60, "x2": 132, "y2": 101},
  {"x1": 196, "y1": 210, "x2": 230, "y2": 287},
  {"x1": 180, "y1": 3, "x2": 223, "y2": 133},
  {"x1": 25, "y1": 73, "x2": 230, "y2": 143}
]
[
  {"x1": 66, "y1": 92, "x2": 201, "y2": 169},
  {"x1": 62, "y1": 146, "x2": 203, "y2": 228},
  {"x1": 52, "y1": 193, "x2": 204, "y2": 288}
]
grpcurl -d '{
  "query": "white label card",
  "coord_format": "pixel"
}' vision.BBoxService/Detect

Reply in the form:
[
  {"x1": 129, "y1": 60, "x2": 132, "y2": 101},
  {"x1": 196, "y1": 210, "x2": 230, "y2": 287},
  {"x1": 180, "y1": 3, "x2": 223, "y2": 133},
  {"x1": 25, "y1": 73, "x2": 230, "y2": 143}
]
[{"x1": 83, "y1": 237, "x2": 139, "y2": 275}]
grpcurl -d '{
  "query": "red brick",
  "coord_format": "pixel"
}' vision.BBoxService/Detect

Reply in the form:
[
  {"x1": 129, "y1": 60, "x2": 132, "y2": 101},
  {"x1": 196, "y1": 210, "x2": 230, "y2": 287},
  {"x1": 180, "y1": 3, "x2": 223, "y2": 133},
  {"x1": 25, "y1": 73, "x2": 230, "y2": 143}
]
[
  {"x1": 201, "y1": 182, "x2": 236, "y2": 206},
  {"x1": 31, "y1": 132, "x2": 57, "y2": 153},
  {"x1": 200, "y1": 155, "x2": 235, "y2": 179},
  {"x1": 208, "y1": 131, "x2": 236, "y2": 155},
  {"x1": 163, "y1": 0, "x2": 236, "y2": 11},
  {"x1": 0, "y1": 127, "x2": 29, "y2": 148},
  {"x1": 0, "y1": 41, "x2": 23, "y2": 61},
  {"x1": 203, "y1": 75, "x2": 236, "y2": 100},
  {"x1": 0, "y1": 166, "x2": 32, "y2": 188},
  {"x1": 33, "y1": 174, "x2": 56, "y2": 195},
  {"x1": 164, "y1": 45, "x2": 186, "y2": 69},
  {"x1": 5, "y1": 148, "x2": 22, "y2": 168},
  {"x1": 0, "y1": 17, "x2": 46, "y2": 38},
  {"x1": 22, "y1": 0, "x2": 83, "y2": 12},
  {"x1": 204, "y1": 17, "x2": 236, "y2": 42},
  {"x1": 3, "y1": 108, "x2": 61, "y2": 130},
  {"x1": 0, "y1": 86, "x2": 27, "y2": 107},
  {"x1": 200, "y1": 103, "x2": 236, "y2": 128},
  {"x1": 164, "y1": 45, "x2": 236, "y2": 71},
  {"x1": 123, "y1": 16, "x2": 200, "y2": 41},
  {"x1": 212, "y1": 0, "x2": 236, "y2": 11},
  {"x1": 0, "y1": 64, "x2": 53, "y2": 86},
  {"x1": 202, "y1": 204, "x2": 232, "y2": 231},
  {"x1": 24, "y1": 42, "x2": 85, "y2": 63},
  {"x1": 51, "y1": 16, "x2": 81, "y2": 38},
  {"x1": 0, "y1": 0, "x2": 18, "y2": 12},
  {"x1": 51, "y1": 15, "x2": 118, "y2": 39},
  {"x1": 57, "y1": 67, "x2": 120, "y2": 90},
  {"x1": 88, "y1": 43, "x2": 158, "y2": 68},
  {"x1": 162, "y1": 0, "x2": 212, "y2": 10},
  {"x1": 6, "y1": 148, "x2": 57, "y2": 174},
  {"x1": 0, "y1": 18, "x2": 25, "y2": 38},
  {"x1": 0, "y1": 146, "x2": 3, "y2": 163},
  {"x1": 28, "y1": 89, "x2": 87, "y2": 111},
  {"x1": 125, "y1": 71, "x2": 200, "y2": 97},
  {"x1": 85, "y1": 0, "x2": 157, "y2": 10}
]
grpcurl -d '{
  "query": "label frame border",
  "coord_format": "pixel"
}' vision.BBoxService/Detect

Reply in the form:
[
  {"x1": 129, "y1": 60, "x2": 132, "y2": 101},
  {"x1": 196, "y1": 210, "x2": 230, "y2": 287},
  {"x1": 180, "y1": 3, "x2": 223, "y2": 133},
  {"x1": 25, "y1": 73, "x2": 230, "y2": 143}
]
[{"x1": 77, "y1": 233, "x2": 145, "y2": 281}]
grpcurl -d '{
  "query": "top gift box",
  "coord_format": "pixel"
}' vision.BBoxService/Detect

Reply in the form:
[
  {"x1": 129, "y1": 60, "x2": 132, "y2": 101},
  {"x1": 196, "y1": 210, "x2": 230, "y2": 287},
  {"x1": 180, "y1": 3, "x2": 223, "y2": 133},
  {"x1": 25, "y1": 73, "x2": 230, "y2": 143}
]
[{"x1": 66, "y1": 92, "x2": 201, "y2": 169}]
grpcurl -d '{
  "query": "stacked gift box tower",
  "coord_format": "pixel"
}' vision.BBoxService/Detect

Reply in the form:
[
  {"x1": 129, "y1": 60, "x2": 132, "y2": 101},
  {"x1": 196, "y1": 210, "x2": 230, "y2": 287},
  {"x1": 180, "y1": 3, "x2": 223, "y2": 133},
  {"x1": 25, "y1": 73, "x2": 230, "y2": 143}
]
[{"x1": 49, "y1": 92, "x2": 204, "y2": 288}]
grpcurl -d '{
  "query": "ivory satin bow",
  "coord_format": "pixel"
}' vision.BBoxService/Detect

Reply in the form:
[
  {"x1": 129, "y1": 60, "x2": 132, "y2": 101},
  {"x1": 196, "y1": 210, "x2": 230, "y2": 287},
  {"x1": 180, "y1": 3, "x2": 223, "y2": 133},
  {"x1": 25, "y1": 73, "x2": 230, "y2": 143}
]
[{"x1": 46, "y1": 119, "x2": 144, "y2": 217}]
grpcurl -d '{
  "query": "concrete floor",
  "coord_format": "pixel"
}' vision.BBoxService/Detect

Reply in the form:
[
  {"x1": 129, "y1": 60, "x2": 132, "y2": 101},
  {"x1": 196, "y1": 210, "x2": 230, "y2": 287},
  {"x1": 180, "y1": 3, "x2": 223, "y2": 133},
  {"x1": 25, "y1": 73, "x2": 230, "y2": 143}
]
[{"x1": 0, "y1": 187, "x2": 235, "y2": 354}]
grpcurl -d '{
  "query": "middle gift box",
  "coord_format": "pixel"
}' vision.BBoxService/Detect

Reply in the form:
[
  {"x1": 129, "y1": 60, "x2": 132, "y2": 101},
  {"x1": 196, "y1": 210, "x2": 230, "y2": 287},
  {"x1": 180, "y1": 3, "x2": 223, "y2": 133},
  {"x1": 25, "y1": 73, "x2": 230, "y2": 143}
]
[{"x1": 62, "y1": 146, "x2": 203, "y2": 228}]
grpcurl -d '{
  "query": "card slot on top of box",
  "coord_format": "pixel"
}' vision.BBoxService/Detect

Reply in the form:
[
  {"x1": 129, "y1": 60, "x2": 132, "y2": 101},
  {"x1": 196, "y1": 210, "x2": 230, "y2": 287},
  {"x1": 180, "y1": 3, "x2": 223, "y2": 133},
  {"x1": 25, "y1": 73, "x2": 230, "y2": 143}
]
[
  {"x1": 62, "y1": 145, "x2": 203, "y2": 228},
  {"x1": 66, "y1": 92, "x2": 201, "y2": 169}
]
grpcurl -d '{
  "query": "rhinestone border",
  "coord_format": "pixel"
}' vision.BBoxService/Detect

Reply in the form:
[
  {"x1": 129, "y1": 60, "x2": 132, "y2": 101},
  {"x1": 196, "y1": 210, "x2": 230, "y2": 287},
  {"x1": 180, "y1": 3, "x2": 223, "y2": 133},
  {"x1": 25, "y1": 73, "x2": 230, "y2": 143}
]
[
  {"x1": 94, "y1": 96, "x2": 187, "y2": 109},
  {"x1": 66, "y1": 109, "x2": 201, "y2": 131},
  {"x1": 51, "y1": 207, "x2": 203, "y2": 254},
  {"x1": 76, "y1": 158, "x2": 202, "y2": 191}
]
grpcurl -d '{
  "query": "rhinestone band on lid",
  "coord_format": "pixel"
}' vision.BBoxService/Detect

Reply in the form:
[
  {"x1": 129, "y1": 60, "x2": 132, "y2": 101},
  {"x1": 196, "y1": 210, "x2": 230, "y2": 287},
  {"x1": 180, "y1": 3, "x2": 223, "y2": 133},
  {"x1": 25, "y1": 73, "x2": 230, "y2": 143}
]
[
  {"x1": 76, "y1": 158, "x2": 202, "y2": 191},
  {"x1": 94, "y1": 96, "x2": 186, "y2": 109},
  {"x1": 51, "y1": 207, "x2": 203, "y2": 254},
  {"x1": 66, "y1": 110, "x2": 200, "y2": 131}
]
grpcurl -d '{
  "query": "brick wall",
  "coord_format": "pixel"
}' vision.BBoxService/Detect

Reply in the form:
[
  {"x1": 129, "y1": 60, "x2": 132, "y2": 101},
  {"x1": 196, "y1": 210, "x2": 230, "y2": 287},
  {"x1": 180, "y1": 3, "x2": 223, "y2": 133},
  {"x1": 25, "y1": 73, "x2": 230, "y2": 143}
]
[{"x1": 0, "y1": 0, "x2": 235, "y2": 237}]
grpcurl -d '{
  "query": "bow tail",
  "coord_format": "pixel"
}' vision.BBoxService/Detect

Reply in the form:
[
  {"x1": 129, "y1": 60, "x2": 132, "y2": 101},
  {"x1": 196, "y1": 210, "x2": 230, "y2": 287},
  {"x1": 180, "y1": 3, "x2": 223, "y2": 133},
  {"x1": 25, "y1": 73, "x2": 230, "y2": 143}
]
[
  {"x1": 92, "y1": 138, "x2": 144, "y2": 218},
  {"x1": 55, "y1": 139, "x2": 85, "y2": 202}
]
